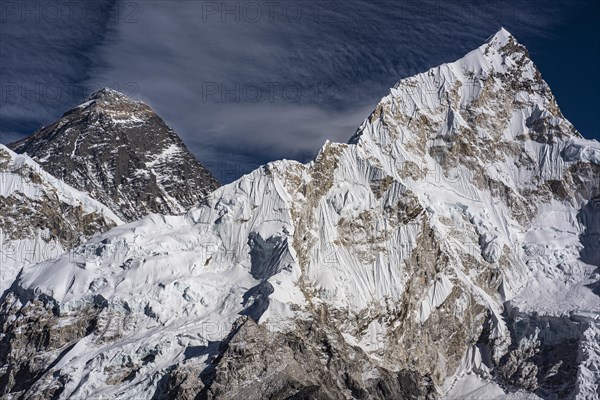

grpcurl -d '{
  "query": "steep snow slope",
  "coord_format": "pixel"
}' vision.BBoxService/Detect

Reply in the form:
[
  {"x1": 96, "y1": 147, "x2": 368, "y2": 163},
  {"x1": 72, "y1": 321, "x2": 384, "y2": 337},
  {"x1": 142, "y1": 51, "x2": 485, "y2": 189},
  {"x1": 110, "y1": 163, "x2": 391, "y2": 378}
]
[
  {"x1": 9, "y1": 88, "x2": 219, "y2": 222},
  {"x1": 1, "y1": 29, "x2": 599, "y2": 399},
  {"x1": 0, "y1": 144, "x2": 122, "y2": 294}
]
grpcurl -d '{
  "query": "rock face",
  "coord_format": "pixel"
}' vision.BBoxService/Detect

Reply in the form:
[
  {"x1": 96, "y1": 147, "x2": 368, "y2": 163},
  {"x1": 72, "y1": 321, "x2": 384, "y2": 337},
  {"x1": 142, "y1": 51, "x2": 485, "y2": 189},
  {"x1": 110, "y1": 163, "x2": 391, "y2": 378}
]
[
  {"x1": 1, "y1": 29, "x2": 599, "y2": 399},
  {"x1": 0, "y1": 144, "x2": 122, "y2": 293},
  {"x1": 159, "y1": 316, "x2": 435, "y2": 400},
  {"x1": 9, "y1": 88, "x2": 219, "y2": 222}
]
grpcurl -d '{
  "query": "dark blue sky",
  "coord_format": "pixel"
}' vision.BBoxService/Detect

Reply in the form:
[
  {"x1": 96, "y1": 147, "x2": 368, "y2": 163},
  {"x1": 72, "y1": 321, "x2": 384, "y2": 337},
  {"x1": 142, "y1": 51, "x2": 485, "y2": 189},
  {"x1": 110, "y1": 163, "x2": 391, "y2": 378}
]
[
  {"x1": 1, "y1": 0, "x2": 598, "y2": 182},
  {"x1": 525, "y1": 0, "x2": 599, "y2": 142}
]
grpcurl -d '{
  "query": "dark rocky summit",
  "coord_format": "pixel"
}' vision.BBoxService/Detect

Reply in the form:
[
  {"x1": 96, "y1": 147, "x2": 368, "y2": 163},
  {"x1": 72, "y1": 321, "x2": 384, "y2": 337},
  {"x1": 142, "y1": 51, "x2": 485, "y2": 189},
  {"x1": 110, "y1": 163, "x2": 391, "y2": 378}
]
[{"x1": 10, "y1": 88, "x2": 219, "y2": 222}]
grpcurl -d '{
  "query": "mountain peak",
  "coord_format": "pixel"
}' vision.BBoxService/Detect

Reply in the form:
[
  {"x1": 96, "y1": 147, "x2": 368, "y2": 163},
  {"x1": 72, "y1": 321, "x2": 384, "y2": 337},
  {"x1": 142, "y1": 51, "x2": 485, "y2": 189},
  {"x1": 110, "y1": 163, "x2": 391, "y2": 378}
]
[
  {"x1": 9, "y1": 89, "x2": 220, "y2": 221},
  {"x1": 386, "y1": 29, "x2": 534, "y2": 98},
  {"x1": 485, "y1": 27, "x2": 514, "y2": 47},
  {"x1": 86, "y1": 87, "x2": 136, "y2": 103},
  {"x1": 355, "y1": 28, "x2": 579, "y2": 163},
  {"x1": 482, "y1": 27, "x2": 529, "y2": 60},
  {"x1": 72, "y1": 87, "x2": 145, "y2": 117},
  {"x1": 54, "y1": 88, "x2": 148, "y2": 126}
]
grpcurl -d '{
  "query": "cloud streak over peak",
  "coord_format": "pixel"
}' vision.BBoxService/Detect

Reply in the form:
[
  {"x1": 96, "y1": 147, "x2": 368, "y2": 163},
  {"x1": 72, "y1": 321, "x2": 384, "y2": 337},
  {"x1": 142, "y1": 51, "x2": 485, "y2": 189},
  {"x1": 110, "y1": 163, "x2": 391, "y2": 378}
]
[{"x1": 2, "y1": 0, "x2": 597, "y2": 182}]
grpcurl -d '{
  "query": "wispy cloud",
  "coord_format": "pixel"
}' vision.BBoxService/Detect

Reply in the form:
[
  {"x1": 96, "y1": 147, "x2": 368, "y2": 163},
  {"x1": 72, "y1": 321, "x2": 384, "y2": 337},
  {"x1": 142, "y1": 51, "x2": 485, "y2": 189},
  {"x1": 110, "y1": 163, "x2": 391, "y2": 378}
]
[
  {"x1": 1, "y1": 0, "x2": 576, "y2": 181},
  {"x1": 0, "y1": 0, "x2": 121, "y2": 128}
]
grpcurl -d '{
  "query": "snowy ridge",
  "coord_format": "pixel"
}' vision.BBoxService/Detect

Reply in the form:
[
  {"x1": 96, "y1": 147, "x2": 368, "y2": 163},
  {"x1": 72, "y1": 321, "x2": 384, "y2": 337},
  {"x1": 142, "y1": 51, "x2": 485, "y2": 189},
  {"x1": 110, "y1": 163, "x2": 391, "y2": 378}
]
[
  {"x1": 0, "y1": 145, "x2": 122, "y2": 222},
  {"x1": 0, "y1": 144, "x2": 122, "y2": 293},
  {"x1": 1, "y1": 29, "x2": 599, "y2": 399}
]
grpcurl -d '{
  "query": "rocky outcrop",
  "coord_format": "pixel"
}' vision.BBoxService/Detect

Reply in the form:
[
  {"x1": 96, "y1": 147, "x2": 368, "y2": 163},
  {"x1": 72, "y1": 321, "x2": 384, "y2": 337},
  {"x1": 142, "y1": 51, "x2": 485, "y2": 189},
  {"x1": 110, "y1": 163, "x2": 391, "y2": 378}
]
[{"x1": 157, "y1": 316, "x2": 435, "y2": 400}]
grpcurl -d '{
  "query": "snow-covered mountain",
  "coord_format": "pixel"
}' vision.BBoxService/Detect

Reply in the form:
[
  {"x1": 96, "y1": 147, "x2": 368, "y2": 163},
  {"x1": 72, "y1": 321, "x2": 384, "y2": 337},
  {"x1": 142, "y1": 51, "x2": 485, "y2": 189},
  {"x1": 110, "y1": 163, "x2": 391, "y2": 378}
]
[
  {"x1": 1, "y1": 29, "x2": 599, "y2": 399},
  {"x1": 9, "y1": 88, "x2": 219, "y2": 222},
  {"x1": 0, "y1": 144, "x2": 122, "y2": 294}
]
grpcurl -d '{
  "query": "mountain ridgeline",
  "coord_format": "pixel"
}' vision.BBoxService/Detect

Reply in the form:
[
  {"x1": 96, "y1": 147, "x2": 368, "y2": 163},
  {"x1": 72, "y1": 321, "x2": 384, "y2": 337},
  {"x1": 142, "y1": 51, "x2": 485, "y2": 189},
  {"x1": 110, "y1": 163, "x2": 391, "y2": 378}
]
[{"x1": 0, "y1": 29, "x2": 599, "y2": 399}]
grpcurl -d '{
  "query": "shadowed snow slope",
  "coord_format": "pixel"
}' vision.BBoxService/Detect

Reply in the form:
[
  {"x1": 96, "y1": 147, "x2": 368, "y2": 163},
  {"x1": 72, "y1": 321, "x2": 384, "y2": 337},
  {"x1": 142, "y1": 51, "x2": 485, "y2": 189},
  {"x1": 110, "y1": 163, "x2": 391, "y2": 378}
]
[{"x1": 1, "y1": 28, "x2": 599, "y2": 399}]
